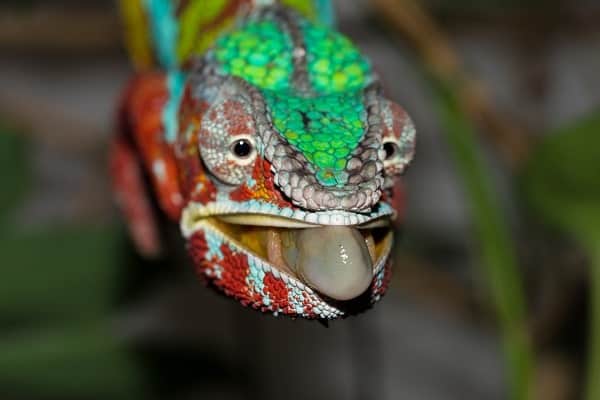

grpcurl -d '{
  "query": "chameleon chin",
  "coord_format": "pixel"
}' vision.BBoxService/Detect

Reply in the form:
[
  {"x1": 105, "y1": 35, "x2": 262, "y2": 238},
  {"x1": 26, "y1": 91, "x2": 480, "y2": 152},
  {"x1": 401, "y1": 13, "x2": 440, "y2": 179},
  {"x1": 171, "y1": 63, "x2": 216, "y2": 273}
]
[{"x1": 112, "y1": 0, "x2": 416, "y2": 320}]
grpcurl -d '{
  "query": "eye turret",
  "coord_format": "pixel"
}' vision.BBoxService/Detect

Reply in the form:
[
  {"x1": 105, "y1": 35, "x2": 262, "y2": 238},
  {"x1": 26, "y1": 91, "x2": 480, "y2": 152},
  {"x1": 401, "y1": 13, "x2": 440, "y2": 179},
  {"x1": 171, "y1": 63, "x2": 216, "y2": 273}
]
[
  {"x1": 380, "y1": 100, "x2": 416, "y2": 188},
  {"x1": 198, "y1": 95, "x2": 259, "y2": 186}
]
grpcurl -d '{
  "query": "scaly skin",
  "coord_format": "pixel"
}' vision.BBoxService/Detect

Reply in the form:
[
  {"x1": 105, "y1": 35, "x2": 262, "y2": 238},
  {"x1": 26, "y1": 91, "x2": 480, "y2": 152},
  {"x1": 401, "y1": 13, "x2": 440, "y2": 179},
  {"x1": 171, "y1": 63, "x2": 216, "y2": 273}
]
[{"x1": 111, "y1": 0, "x2": 416, "y2": 319}]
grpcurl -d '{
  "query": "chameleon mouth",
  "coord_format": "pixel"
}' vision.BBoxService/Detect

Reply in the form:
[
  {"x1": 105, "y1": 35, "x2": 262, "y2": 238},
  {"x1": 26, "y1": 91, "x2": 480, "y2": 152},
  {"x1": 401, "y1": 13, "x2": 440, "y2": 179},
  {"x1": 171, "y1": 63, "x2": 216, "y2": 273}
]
[{"x1": 187, "y1": 214, "x2": 393, "y2": 301}]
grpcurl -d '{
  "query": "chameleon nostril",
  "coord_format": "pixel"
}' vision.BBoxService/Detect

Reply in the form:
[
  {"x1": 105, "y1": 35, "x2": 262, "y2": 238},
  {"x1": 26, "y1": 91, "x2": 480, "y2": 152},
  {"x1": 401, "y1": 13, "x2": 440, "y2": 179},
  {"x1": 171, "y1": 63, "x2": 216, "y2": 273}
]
[{"x1": 299, "y1": 111, "x2": 311, "y2": 129}]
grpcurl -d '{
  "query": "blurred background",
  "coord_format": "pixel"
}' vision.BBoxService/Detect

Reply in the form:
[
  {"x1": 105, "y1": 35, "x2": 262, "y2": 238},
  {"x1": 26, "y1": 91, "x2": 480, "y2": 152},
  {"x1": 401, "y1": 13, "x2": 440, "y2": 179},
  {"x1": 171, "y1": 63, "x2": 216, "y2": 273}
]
[{"x1": 1, "y1": 0, "x2": 599, "y2": 399}]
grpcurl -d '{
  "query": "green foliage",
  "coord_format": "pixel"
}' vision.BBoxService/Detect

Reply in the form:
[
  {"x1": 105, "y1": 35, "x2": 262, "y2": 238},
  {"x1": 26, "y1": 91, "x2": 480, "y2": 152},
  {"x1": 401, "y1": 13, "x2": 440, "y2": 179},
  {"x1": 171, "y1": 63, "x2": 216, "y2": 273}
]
[
  {"x1": 0, "y1": 226, "x2": 124, "y2": 323},
  {"x1": 521, "y1": 114, "x2": 600, "y2": 238},
  {"x1": 0, "y1": 323, "x2": 145, "y2": 399},
  {"x1": 521, "y1": 113, "x2": 600, "y2": 400},
  {"x1": 431, "y1": 80, "x2": 533, "y2": 400},
  {"x1": 0, "y1": 127, "x2": 30, "y2": 227},
  {"x1": 0, "y1": 127, "x2": 145, "y2": 399}
]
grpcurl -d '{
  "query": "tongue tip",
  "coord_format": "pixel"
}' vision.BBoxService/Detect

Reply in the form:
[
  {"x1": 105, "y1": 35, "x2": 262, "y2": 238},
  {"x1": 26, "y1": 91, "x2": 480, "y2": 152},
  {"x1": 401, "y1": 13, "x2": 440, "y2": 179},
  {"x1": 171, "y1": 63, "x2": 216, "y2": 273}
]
[
  {"x1": 303, "y1": 269, "x2": 373, "y2": 301},
  {"x1": 299, "y1": 253, "x2": 374, "y2": 301},
  {"x1": 281, "y1": 225, "x2": 375, "y2": 302},
  {"x1": 322, "y1": 286, "x2": 372, "y2": 301}
]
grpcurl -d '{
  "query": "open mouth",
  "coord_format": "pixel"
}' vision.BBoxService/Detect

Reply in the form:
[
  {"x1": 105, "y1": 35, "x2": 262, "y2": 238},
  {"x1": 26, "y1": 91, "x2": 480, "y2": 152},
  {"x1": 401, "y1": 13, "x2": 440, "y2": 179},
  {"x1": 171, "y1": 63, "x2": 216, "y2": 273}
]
[{"x1": 183, "y1": 210, "x2": 394, "y2": 301}]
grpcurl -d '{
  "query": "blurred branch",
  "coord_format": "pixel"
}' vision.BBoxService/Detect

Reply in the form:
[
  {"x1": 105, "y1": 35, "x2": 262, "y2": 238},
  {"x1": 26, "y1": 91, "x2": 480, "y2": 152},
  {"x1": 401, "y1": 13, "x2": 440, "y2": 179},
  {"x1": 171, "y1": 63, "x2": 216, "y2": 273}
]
[
  {"x1": 534, "y1": 353, "x2": 577, "y2": 400},
  {"x1": 370, "y1": 0, "x2": 532, "y2": 169},
  {"x1": 433, "y1": 81, "x2": 533, "y2": 400},
  {"x1": 437, "y1": 4, "x2": 600, "y2": 34},
  {"x1": 586, "y1": 237, "x2": 600, "y2": 400},
  {"x1": 370, "y1": 1, "x2": 535, "y2": 395},
  {"x1": 0, "y1": 5, "x2": 121, "y2": 53},
  {"x1": 519, "y1": 113, "x2": 600, "y2": 400}
]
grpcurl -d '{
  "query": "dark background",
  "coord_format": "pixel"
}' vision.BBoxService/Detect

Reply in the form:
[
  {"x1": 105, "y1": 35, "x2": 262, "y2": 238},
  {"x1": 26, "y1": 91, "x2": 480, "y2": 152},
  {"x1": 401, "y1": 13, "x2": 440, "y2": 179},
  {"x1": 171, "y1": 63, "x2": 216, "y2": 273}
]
[{"x1": 1, "y1": 0, "x2": 599, "y2": 399}]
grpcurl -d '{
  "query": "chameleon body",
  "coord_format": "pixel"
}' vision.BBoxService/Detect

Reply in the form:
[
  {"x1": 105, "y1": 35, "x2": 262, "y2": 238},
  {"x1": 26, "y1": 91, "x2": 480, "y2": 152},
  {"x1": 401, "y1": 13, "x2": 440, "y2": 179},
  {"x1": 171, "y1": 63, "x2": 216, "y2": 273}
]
[{"x1": 111, "y1": 0, "x2": 416, "y2": 319}]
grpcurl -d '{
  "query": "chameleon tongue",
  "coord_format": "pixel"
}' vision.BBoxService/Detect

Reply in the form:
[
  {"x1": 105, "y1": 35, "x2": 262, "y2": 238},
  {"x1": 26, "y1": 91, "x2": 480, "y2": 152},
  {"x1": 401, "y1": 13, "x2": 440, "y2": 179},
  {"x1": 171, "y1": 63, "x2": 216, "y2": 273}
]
[{"x1": 275, "y1": 227, "x2": 373, "y2": 301}]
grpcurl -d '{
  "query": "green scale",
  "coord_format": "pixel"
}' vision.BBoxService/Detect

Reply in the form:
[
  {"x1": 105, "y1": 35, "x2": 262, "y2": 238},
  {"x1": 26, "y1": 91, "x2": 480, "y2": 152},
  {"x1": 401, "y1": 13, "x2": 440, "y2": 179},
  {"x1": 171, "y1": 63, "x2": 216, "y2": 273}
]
[{"x1": 214, "y1": 18, "x2": 372, "y2": 187}]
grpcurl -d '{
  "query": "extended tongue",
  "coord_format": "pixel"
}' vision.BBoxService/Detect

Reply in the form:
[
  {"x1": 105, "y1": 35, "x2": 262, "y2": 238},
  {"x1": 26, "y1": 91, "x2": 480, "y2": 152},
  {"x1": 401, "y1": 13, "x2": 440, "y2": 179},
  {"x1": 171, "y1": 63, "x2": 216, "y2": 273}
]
[{"x1": 281, "y1": 226, "x2": 373, "y2": 301}]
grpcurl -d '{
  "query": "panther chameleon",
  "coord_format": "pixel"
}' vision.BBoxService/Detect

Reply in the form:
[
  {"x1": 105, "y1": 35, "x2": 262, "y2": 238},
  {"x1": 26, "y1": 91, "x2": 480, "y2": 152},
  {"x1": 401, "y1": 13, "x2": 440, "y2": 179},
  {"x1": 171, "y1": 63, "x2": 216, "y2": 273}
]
[{"x1": 111, "y1": 0, "x2": 416, "y2": 320}]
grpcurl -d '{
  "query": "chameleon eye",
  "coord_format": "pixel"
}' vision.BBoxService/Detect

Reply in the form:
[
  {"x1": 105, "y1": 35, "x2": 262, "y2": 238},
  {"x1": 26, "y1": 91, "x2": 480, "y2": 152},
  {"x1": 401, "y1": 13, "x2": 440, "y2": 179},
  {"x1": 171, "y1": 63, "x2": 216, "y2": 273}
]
[
  {"x1": 379, "y1": 100, "x2": 416, "y2": 189},
  {"x1": 228, "y1": 136, "x2": 256, "y2": 166},
  {"x1": 198, "y1": 97, "x2": 258, "y2": 186},
  {"x1": 383, "y1": 141, "x2": 399, "y2": 161},
  {"x1": 231, "y1": 138, "x2": 253, "y2": 158},
  {"x1": 382, "y1": 135, "x2": 413, "y2": 173}
]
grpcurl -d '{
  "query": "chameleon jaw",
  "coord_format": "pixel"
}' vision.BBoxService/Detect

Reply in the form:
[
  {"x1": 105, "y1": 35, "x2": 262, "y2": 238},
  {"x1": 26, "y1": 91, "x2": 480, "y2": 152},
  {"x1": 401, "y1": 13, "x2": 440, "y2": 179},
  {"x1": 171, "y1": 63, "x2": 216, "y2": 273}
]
[
  {"x1": 180, "y1": 200, "x2": 396, "y2": 237},
  {"x1": 181, "y1": 201, "x2": 395, "y2": 319}
]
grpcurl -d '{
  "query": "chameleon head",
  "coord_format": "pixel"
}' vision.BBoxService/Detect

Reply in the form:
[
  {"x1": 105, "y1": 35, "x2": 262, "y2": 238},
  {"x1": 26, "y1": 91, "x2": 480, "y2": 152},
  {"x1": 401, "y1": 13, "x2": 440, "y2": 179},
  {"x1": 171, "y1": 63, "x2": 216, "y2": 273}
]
[{"x1": 173, "y1": 7, "x2": 416, "y2": 319}]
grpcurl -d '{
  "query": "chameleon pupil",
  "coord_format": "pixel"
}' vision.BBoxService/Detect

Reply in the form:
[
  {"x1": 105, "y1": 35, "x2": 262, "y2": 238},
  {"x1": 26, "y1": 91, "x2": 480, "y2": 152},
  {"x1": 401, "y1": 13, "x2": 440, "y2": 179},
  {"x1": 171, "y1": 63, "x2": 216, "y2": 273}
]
[
  {"x1": 232, "y1": 139, "x2": 252, "y2": 158},
  {"x1": 384, "y1": 142, "x2": 398, "y2": 160}
]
